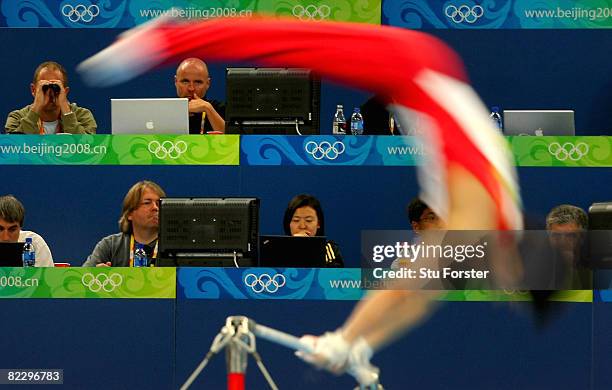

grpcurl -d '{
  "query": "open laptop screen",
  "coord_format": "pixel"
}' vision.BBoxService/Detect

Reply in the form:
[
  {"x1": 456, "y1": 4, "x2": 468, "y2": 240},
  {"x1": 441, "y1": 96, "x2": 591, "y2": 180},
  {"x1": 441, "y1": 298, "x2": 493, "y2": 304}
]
[
  {"x1": 259, "y1": 235, "x2": 327, "y2": 268},
  {"x1": 111, "y1": 98, "x2": 189, "y2": 134},
  {"x1": 503, "y1": 110, "x2": 575, "y2": 136},
  {"x1": 0, "y1": 242, "x2": 25, "y2": 267}
]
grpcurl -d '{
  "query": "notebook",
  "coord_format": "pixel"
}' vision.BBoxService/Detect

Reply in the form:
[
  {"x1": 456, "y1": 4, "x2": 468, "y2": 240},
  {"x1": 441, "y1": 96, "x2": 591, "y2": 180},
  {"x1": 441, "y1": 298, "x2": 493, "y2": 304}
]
[
  {"x1": 503, "y1": 110, "x2": 575, "y2": 136},
  {"x1": 111, "y1": 98, "x2": 189, "y2": 134},
  {"x1": 259, "y1": 235, "x2": 327, "y2": 268}
]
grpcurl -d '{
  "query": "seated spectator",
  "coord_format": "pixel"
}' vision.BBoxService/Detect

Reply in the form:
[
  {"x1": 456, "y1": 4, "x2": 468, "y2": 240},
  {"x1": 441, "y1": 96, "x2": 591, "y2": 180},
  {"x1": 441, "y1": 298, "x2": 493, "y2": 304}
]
[
  {"x1": 0, "y1": 195, "x2": 54, "y2": 266},
  {"x1": 5, "y1": 61, "x2": 96, "y2": 134},
  {"x1": 545, "y1": 204, "x2": 590, "y2": 289},
  {"x1": 83, "y1": 181, "x2": 165, "y2": 267},
  {"x1": 406, "y1": 197, "x2": 446, "y2": 232},
  {"x1": 546, "y1": 204, "x2": 588, "y2": 233},
  {"x1": 360, "y1": 95, "x2": 397, "y2": 135},
  {"x1": 175, "y1": 58, "x2": 225, "y2": 134},
  {"x1": 283, "y1": 194, "x2": 344, "y2": 267},
  {"x1": 392, "y1": 197, "x2": 446, "y2": 269},
  {"x1": 546, "y1": 203, "x2": 588, "y2": 262}
]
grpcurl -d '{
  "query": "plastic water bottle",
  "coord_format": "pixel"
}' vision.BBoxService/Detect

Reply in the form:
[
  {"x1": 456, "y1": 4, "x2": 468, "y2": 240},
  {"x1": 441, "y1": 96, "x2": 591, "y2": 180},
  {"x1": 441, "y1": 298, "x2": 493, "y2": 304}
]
[
  {"x1": 350, "y1": 107, "x2": 364, "y2": 135},
  {"x1": 332, "y1": 104, "x2": 347, "y2": 135},
  {"x1": 490, "y1": 106, "x2": 503, "y2": 130},
  {"x1": 133, "y1": 243, "x2": 148, "y2": 267},
  {"x1": 22, "y1": 237, "x2": 35, "y2": 267}
]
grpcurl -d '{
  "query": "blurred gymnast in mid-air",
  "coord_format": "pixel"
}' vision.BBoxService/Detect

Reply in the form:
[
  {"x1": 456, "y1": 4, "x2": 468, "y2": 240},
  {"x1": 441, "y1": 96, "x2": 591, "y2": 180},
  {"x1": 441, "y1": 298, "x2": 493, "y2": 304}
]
[{"x1": 78, "y1": 13, "x2": 523, "y2": 385}]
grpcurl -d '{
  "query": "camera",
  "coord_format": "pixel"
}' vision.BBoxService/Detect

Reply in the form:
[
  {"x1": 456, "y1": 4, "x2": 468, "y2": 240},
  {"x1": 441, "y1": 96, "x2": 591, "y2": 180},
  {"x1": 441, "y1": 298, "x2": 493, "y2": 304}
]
[{"x1": 42, "y1": 83, "x2": 61, "y2": 94}]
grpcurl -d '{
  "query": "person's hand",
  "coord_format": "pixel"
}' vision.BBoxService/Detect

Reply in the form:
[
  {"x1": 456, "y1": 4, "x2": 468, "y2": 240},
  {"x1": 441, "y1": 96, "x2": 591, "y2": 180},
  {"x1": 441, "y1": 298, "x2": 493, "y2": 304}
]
[
  {"x1": 345, "y1": 338, "x2": 379, "y2": 386},
  {"x1": 51, "y1": 79, "x2": 71, "y2": 114},
  {"x1": 31, "y1": 80, "x2": 53, "y2": 113},
  {"x1": 31, "y1": 79, "x2": 70, "y2": 114},
  {"x1": 292, "y1": 231, "x2": 311, "y2": 237},
  {"x1": 96, "y1": 262, "x2": 111, "y2": 267},
  {"x1": 296, "y1": 331, "x2": 379, "y2": 386},
  {"x1": 295, "y1": 331, "x2": 351, "y2": 373},
  {"x1": 187, "y1": 93, "x2": 213, "y2": 114}
]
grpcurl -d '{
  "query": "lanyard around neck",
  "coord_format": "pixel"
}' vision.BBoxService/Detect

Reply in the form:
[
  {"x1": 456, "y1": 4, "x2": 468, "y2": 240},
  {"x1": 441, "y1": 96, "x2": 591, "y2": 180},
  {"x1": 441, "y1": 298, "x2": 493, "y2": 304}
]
[{"x1": 200, "y1": 112, "x2": 207, "y2": 134}]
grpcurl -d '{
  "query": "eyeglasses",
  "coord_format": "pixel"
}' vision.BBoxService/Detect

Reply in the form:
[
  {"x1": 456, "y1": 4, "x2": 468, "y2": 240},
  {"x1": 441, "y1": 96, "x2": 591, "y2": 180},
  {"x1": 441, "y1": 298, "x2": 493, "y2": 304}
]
[
  {"x1": 420, "y1": 213, "x2": 439, "y2": 223},
  {"x1": 139, "y1": 199, "x2": 160, "y2": 208}
]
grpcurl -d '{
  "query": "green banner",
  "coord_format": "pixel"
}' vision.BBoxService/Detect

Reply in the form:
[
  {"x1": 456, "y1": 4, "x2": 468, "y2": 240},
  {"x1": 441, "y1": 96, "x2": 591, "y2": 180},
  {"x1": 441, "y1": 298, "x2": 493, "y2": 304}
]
[
  {"x1": 0, "y1": 268, "x2": 176, "y2": 298},
  {"x1": 0, "y1": 0, "x2": 382, "y2": 28},
  {"x1": 510, "y1": 136, "x2": 612, "y2": 167},
  {"x1": 0, "y1": 135, "x2": 239, "y2": 165},
  {"x1": 252, "y1": 0, "x2": 382, "y2": 24},
  {"x1": 441, "y1": 290, "x2": 592, "y2": 303}
]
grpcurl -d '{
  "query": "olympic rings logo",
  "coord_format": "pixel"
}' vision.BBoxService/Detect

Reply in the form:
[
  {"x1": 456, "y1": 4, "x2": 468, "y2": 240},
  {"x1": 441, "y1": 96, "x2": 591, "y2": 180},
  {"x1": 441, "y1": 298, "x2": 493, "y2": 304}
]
[
  {"x1": 147, "y1": 140, "x2": 188, "y2": 159},
  {"x1": 61, "y1": 4, "x2": 100, "y2": 23},
  {"x1": 292, "y1": 4, "x2": 331, "y2": 21},
  {"x1": 548, "y1": 142, "x2": 589, "y2": 161},
  {"x1": 305, "y1": 141, "x2": 345, "y2": 160},
  {"x1": 244, "y1": 273, "x2": 286, "y2": 294},
  {"x1": 503, "y1": 289, "x2": 528, "y2": 295},
  {"x1": 444, "y1": 4, "x2": 484, "y2": 24},
  {"x1": 81, "y1": 272, "x2": 123, "y2": 293}
]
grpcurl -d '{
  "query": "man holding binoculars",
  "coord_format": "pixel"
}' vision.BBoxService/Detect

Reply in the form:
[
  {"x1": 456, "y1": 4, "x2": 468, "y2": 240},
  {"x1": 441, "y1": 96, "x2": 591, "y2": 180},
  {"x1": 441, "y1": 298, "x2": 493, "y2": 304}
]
[{"x1": 4, "y1": 61, "x2": 96, "y2": 134}]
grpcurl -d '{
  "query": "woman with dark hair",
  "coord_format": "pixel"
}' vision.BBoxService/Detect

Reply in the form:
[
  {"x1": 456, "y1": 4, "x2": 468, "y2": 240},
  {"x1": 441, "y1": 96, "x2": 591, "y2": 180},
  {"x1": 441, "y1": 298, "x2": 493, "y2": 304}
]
[{"x1": 283, "y1": 194, "x2": 344, "y2": 268}]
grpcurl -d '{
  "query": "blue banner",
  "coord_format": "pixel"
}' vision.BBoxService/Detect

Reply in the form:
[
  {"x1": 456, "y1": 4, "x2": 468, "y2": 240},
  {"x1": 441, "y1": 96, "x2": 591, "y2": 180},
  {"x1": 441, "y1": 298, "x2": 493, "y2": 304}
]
[
  {"x1": 177, "y1": 267, "x2": 365, "y2": 300},
  {"x1": 241, "y1": 135, "x2": 424, "y2": 166},
  {"x1": 383, "y1": 0, "x2": 612, "y2": 29},
  {"x1": 176, "y1": 267, "x2": 593, "y2": 302}
]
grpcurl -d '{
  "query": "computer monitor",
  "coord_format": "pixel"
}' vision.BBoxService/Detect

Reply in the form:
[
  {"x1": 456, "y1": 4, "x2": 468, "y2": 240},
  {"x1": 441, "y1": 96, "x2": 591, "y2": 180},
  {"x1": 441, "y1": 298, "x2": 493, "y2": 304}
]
[
  {"x1": 589, "y1": 202, "x2": 612, "y2": 288},
  {"x1": 111, "y1": 98, "x2": 189, "y2": 134},
  {"x1": 225, "y1": 67, "x2": 320, "y2": 135},
  {"x1": 157, "y1": 197, "x2": 259, "y2": 267}
]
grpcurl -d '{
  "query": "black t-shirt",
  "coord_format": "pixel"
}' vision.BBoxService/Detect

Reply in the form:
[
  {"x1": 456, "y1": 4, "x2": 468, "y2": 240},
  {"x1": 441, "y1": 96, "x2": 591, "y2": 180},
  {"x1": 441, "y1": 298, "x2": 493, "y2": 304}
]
[
  {"x1": 360, "y1": 96, "x2": 398, "y2": 135},
  {"x1": 188, "y1": 99, "x2": 226, "y2": 134},
  {"x1": 324, "y1": 240, "x2": 344, "y2": 268},
  {"x1": 135, "y1": 239, "x2": 157, "y2": 266}
]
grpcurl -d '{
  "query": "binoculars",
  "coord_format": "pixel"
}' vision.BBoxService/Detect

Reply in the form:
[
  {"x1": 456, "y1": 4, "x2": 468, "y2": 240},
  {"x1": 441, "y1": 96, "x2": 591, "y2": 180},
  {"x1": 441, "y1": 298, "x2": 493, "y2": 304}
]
[{"x1": 42, "y1": 83, "x2": 61, "y2": 94}]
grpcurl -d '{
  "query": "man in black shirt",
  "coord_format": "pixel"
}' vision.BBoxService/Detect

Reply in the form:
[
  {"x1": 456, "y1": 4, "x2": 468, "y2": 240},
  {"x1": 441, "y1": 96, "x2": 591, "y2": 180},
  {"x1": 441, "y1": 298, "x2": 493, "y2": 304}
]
[{"x1": 83, "y1": 181, "x2": 166, "y2": 267}]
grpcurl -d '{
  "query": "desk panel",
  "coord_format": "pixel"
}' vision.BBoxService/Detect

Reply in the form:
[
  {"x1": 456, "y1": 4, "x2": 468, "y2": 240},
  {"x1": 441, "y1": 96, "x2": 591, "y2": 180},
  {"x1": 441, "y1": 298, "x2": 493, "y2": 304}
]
[
  {"x1": 0, "y1": 299, "x2": 175, "y2": 390},
  {"x1": 0, "y1": 268, "x2": 601, "y2": 389},
  {"x1": 175, "y1": 299, "x2": 592, "y2": 389}
]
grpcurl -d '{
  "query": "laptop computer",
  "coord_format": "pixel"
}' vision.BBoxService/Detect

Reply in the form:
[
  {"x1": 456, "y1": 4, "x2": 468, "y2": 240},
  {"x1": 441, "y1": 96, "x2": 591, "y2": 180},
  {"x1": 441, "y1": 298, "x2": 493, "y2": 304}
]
[
  {"x1": 111, "y1": 98, "x2": 189, "y2": 134},
  {"x1": 259, "y1": 235, "x2": 327, "y2": 268},
  {"x1": 0, "y1": 242, "x2": 25, "y2": 266},
  {"x1": 503, "y1": 110, "x2": 575, "y2": 136}
]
